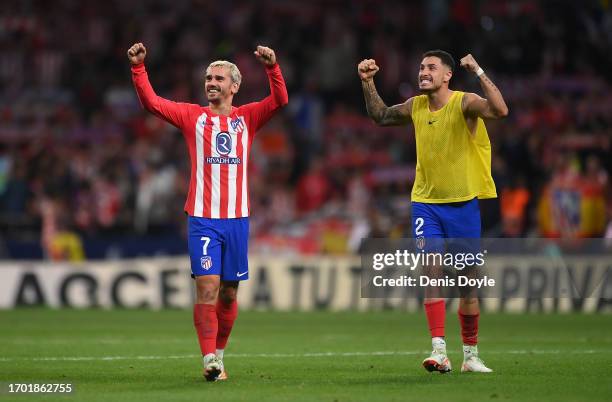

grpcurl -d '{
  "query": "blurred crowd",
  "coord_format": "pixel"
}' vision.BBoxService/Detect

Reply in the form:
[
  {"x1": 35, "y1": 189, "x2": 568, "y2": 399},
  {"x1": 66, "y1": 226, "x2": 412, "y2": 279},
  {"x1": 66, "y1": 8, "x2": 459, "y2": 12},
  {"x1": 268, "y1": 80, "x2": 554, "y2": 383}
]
[{"x1": 0, "y1": 0, "x2": 610, "y2": 259}]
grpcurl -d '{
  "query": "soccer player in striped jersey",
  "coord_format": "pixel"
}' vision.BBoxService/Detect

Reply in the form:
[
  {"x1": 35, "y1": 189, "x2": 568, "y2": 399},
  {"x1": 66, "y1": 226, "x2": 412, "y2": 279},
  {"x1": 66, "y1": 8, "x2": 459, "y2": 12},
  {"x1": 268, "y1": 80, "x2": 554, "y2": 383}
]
[
  {"x1": 358, "y1": 51, "x2": 508, "y2": 373},
  {"x1": 128, "y1": 42, "x2": 288, "y2": 381}
]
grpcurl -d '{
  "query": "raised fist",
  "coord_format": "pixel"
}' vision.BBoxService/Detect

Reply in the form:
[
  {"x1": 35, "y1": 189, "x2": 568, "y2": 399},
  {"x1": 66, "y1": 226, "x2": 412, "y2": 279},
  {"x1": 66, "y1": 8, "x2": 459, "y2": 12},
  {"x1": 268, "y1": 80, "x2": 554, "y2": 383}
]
[
  {"x1": 460, "y1": 54, "x2": 480, "y2": 74},
  {"x1": 254, "y1": 46, "x2": 276, "y2": 66},
  {"x1": 127, "y1": 43, "x2": 147, "y2": 65},
  {"x1": 357, "y1": 59, "x2": 379, "y2": 81}
]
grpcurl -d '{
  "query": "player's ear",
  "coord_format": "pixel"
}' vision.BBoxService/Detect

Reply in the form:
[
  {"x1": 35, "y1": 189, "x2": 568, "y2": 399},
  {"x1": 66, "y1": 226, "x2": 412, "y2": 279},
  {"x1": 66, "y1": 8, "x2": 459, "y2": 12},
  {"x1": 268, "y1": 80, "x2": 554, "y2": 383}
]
[
  {"x1": 444, "y1": 69, "x2": 452, "y2": 84},
  {"x1": 231, "y1": 82, "x2": 240, "y2": 95}
]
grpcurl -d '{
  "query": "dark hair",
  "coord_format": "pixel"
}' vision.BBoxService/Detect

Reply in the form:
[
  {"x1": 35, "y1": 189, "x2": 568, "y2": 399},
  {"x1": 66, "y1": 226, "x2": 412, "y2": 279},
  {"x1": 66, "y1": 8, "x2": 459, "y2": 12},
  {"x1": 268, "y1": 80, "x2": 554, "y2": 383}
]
[{"x1": 422, "y1": 50, "x2": 455, "y2": 71}]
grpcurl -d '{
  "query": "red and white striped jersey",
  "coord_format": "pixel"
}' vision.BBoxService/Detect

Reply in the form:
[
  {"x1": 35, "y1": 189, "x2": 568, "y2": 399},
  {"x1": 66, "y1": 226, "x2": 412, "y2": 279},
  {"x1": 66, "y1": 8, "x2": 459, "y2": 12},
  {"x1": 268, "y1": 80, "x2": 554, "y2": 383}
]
[{"x1": 132, "y1": 62, "x2": 288, "y2": 218}]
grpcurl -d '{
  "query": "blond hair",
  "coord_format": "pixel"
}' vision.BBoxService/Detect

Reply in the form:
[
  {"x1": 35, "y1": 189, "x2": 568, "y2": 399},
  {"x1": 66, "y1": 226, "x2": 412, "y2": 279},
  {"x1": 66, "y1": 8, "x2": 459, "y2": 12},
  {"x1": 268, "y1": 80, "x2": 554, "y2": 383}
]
[{"x1": 206, "y1": 60, "x2": 242, "y2": 86}]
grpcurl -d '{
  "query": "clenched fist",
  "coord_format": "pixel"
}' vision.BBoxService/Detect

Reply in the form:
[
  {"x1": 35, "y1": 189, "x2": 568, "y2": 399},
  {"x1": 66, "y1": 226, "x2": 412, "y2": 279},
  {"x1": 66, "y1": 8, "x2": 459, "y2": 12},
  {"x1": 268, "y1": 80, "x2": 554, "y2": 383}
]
[
  {"x1": 127, "y1": 43, "x2": 147, "y2": 65},
  {"x1": 460, "y1": 54, "x2": 480, "y2": 74},
  {"x1": 254, "y1": 46, "x2": 276, "y2": 66},
  {"x1": 357, "y1": 59, "x2": 379, "y2": 81}
]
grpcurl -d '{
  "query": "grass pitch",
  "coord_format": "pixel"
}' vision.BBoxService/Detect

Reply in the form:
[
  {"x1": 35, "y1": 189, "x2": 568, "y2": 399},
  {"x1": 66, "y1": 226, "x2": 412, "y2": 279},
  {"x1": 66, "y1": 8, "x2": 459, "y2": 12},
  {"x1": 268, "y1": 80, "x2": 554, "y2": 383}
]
[{"x1": 1, "y1": 309, "x2": 611, "y2": 401}]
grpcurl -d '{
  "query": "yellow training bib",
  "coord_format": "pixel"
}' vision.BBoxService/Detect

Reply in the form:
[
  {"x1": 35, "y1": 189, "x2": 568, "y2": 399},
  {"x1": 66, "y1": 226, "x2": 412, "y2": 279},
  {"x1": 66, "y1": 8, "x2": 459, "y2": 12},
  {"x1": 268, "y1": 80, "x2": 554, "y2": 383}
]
[{"x1": 410, "y1": 91, "x2": 497, "y2": 203}]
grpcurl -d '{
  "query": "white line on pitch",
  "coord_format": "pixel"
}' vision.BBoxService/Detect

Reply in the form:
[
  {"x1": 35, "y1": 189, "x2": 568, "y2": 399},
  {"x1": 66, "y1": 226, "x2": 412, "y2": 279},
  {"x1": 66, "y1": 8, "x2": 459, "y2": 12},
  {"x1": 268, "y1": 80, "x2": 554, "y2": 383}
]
[{"x1": 0, "y1": 349, "x2": 605, "y2": 362}]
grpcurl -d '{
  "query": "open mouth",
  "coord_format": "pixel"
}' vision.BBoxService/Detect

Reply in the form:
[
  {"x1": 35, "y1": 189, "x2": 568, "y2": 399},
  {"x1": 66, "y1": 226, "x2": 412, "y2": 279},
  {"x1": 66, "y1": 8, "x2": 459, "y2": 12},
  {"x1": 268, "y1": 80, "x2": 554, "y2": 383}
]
[
  {"x1": 419, "y1": 77, "x2": 432, "y2": 85},
  {"x1": 207, "y1": 88, "x2": 220, "y2": 95}
]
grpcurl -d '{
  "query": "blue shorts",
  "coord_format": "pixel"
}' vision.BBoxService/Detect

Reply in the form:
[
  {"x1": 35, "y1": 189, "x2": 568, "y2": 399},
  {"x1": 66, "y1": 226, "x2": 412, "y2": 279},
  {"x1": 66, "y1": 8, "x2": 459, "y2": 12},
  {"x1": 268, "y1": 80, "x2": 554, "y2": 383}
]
[
  {"x1": 187, "y1": 216, "x2": 249, "y2": 281},
  {"x1": 411, "y1": 198, "x2": 481, "y2": 254}
]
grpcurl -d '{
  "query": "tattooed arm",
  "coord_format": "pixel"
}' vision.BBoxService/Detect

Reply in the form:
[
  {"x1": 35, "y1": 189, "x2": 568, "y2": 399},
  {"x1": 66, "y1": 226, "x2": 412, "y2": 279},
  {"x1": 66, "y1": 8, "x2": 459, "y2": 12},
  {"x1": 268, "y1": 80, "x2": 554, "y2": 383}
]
[
  {"x1": 460, "y1": 54, "x2": 509, "y2": 119},
  {"x1": 358, "y1": 59, "x2": 413, "y2": 126}
]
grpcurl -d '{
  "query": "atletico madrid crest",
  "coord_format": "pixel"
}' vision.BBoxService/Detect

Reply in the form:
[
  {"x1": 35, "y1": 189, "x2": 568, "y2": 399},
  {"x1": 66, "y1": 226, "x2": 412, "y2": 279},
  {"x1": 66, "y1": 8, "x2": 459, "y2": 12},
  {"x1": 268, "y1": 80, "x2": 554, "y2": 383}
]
[
  {"x1": 416, "y1": 236, "x2": 426, "y2": 250},
  {"x1": 230, "y1": 117, "x2": 244, "y2": 132},
  {"x1": 200, "y1": 256, "x2": 213, "y2": 270}
]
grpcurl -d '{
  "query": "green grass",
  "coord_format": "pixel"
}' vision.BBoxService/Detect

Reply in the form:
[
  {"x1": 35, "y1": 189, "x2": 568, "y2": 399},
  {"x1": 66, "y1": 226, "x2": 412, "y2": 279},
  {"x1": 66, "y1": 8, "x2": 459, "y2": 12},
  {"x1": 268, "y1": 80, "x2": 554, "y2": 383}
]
[{"x1": 1, "y1": 309, "x2": 611, "y2": 401}]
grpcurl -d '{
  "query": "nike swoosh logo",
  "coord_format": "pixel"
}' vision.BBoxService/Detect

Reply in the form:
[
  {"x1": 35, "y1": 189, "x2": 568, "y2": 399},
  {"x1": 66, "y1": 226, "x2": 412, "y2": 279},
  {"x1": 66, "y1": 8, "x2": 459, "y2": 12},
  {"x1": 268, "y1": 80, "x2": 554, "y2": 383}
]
[{"x1": 236, "y1": 271, "x2": 248, "y2": 277}]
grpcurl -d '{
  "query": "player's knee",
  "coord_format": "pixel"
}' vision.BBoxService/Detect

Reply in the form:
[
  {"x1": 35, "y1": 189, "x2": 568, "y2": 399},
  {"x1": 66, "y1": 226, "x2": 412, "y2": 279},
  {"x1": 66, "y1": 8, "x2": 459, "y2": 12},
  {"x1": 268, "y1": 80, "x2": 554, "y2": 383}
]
[
  {"x1": 219, "y1": 283, "x2": 238, "y2": 304},
  {"x1": 219, "y1": 291, "x2": 237, "y2": 305},
  {"x1": 195, "y1": 278, "x2": 220, "y2": 304},
  {"x1": 197, "y1": 287, "x2": 218, "y2": 304}
]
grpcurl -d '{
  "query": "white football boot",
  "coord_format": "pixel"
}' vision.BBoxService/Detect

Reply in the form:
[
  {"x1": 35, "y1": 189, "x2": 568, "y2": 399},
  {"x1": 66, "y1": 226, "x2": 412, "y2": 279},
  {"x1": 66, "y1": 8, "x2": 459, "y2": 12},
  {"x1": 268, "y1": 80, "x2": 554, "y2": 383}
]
[
  {"x1": 216, "y1": 359, "x2": 228, "y2": 381},
  {"x1": 215, "y1": 349, "x2": 228, "y2": 381},
  {"x1": 422, "y1": 337, "x2": 452, "y2": 373},
  {"x1": 461, "y1": 345, "x2": 493, "y2": 373},
  {"x1": 203, "y1": 353, "x2": 222, "y2": 381}
]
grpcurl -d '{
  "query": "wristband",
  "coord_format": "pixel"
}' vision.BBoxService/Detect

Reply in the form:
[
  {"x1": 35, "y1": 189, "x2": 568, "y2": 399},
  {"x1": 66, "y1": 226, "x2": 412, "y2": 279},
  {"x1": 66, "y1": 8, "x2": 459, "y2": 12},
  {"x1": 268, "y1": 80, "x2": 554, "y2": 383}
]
[{"x1": 476, "y1": 67, "x2": 484, "y2": 77}]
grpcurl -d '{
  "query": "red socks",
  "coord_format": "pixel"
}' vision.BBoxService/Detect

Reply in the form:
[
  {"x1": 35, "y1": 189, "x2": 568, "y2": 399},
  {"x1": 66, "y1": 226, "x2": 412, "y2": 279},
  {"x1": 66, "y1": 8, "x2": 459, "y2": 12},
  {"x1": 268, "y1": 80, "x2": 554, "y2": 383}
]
[
  {"x1": 425, "y1": 301, "x2": 480, "y2": 345},
  {"x1": 216, "y1": 299, "x2": 238, "y2": 350},
  {"x1": 424, "y1": 300, "x2": 446, "y2": 338},
  {"x1": 193, "y1": 304, "x2": 218, "y2": 356},
  {"x1": 193, "y1": 300, "x2": 239, "y2": 356},
  {"x1": 458, "y1": 312, "x2": 479, "y2": 346}
]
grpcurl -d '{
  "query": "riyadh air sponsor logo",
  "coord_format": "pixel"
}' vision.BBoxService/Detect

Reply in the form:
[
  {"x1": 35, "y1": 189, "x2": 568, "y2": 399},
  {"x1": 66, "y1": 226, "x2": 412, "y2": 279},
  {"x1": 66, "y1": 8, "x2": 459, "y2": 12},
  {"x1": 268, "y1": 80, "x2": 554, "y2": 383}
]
[
  {"x1": 206, "y1": 156, "x2": 242, "y2": 164},
  {"x1": 216, "y1": 131, "x2": 232, "y2": 156}
]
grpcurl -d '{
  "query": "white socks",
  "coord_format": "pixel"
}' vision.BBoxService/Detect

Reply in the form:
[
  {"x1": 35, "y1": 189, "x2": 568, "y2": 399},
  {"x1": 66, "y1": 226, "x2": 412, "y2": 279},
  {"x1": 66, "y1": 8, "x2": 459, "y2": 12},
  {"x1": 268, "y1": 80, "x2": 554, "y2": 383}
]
[
  {"x1": 432, "y1": 338, "x2": 479, "y2": 359},
  {"x1": 463, "y1": 345, "x2": 478, "y2": 359},
  {"x1": 203, "y1": 353, "x2": 216, "y2": 365},
  {"x1": 432, "y1": 337, "x2": 447, "y2": 353},
  {"x1": 216, "y1": 349, "x2": 224, "y2": 360}
]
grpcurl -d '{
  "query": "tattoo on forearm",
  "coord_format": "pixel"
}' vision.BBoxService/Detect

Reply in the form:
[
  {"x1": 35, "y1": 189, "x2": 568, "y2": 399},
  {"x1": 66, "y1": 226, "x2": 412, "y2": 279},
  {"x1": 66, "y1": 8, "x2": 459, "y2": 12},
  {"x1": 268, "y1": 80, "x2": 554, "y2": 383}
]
[
  {"x1": 480, "y1": 74, "x2": 501, "y2": 95},
  {"x1": 479, "y1": 73, "x2": 508, "y2": 116},
  {"x1": 362, "y1": 80, "x2": 387, "y2": 122},
  {"x1": 362, "y1": 80, "x2": 407, "y2": 125}
]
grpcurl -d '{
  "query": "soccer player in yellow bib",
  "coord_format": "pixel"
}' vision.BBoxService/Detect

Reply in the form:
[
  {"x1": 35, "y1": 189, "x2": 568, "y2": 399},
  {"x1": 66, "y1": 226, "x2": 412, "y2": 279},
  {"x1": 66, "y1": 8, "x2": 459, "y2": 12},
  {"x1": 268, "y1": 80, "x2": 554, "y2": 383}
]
[{"x1": 358, "y1": 50, "x2": 508, "y2": 373}]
